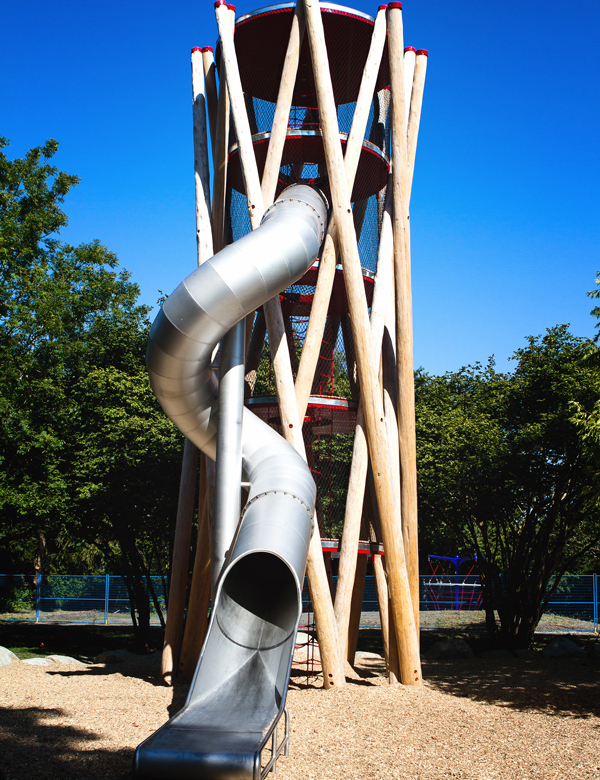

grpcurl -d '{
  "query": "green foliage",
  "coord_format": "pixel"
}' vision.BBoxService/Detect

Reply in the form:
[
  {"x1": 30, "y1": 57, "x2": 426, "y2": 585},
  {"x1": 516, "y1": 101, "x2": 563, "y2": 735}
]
[
  {"x1": 0, "y1": 577, "x2": 35, "y2": 613},
  {"x1": 416, "y1": 325, "x2": 600, "y2": 648},
  {"x1": 311, "y1": 432, "x2": 354, "y2": 537},
  {"x1": 0, "y1": 138, "x2": 182, "y2": 649}
]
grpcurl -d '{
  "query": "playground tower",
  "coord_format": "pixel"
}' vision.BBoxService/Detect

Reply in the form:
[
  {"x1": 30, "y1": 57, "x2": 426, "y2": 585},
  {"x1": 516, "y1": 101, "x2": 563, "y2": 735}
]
[{"x1": 145, "y1": 4, "x2": 428, "y2": 770}]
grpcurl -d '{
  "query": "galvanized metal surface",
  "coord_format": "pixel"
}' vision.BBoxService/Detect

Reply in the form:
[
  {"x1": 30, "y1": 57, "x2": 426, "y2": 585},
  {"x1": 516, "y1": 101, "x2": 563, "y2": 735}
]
[
  {"x1": 213, "y1": 319, "x2": 246, "y2": 593},
  {"x1": 136, "y1": 184, "x2": 328, "y2": 779}
]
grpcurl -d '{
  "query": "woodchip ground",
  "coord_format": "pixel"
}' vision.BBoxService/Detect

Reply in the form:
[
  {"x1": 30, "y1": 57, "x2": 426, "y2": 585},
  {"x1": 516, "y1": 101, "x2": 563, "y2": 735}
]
[{"x1": 1, "y1": 646, "x2": 598, "y2": 780}]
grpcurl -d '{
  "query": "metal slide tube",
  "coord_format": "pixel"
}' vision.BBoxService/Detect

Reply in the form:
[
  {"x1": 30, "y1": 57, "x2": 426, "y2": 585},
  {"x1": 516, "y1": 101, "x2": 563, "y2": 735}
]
[
  {"x1": 213, "y1": 319, "x2": 245, "y2": 592},
  {"x1": 137, "y1": 185, "x2": 328, "y2": 780}
]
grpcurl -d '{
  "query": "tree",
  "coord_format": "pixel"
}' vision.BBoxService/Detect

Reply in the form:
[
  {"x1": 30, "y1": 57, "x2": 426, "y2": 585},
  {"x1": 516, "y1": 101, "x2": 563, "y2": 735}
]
[
  {"x1": 0, "y1": 138, "x2": 182, "y2": 648},
  {"x1": 416, "y1": 326, "x2": 600, "y2": 649}
]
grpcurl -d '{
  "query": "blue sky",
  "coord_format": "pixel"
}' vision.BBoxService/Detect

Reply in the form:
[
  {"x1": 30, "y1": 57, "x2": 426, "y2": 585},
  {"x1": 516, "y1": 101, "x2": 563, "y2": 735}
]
[{"x1": 2, "y1": 0, "x2": 599, "y2": 375}]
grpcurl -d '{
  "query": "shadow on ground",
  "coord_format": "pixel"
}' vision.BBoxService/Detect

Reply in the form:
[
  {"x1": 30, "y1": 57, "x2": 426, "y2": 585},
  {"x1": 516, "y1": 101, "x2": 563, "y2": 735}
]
[
  {"x1": 0, "y1": 706, "x2": 134, "y2": 780},
  {"x1": 423, "y1": 656, "x2": 600, "y2": 719}
]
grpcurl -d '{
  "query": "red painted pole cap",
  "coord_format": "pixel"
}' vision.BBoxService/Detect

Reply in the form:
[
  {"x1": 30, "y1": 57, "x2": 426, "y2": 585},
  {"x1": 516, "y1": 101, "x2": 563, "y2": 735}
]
[
  {"x1": 388, "y1": 2, "x2": 403, "y2": 9},
  {"x1": 226, "y1": 3, "x2": 236, "y2": 10},
  {"x1": 202, "y1": 46, "x2": 214, "y2": 53},
  {"x1": 416, "y1": 49, "x2": 429, "y2": 57},
  {"x1": 191, "y1": 47, "x2": 203, "y2": 53},
  {"x1": 404, "y1": 46, "x2": 416, "y2": 53},
  {"x1": 378, "y1": 4, "x2": 388, "y2": 10}
]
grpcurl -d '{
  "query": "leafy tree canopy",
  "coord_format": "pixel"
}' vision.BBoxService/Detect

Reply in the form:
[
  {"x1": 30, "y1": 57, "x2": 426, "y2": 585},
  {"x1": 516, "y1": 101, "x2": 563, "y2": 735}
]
[
  {"x1": 416, "y1": 325, "x2": 600, "y2": 648},
  {"x1": 0, "y1": 138, "x2": 182, "y2": 645}
]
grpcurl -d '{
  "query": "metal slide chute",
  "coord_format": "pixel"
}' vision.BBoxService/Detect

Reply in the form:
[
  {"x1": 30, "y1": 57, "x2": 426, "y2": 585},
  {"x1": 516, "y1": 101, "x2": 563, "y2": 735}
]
[{"x1": 135, "y1": 184, "x2": 328, "y2": 779}]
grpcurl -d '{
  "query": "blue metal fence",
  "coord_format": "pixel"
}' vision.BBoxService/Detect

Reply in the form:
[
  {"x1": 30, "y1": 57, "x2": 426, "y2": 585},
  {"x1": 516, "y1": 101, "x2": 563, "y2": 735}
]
[
  {"x1": 1, "y1": 573, "x2": 598, "y2": 632},
  {"x1": 0, "y1": 574, "x2": 166, "y2": 625}
]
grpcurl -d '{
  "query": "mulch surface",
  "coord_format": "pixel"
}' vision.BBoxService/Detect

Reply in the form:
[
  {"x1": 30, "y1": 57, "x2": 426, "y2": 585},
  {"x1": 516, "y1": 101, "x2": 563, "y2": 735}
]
[{"x1": 0, "y1": 651, "x2": 599, "y2": 779}]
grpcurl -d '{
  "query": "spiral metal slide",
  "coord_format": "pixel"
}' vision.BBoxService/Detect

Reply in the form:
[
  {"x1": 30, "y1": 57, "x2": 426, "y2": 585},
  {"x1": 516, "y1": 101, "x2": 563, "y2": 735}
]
[{"x1": 134, "y1": 185, "x2": 328, "y2": 779}]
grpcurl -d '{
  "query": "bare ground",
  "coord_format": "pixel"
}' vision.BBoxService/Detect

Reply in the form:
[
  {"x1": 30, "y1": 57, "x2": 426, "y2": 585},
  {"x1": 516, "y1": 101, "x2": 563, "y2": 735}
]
[{"x1": 1, "y1": 650, "x2": 599, "y2": 780}]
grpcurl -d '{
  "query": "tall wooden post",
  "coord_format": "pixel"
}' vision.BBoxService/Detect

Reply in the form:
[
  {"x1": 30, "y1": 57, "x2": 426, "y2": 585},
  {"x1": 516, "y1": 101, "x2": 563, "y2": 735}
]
[
  {"x1": 161, "y1": 441, "x2": 198, "y2": 685},
  {"x1": 303, "y1": 0, "x2": 421, "y2": 686},
  {"x1": 387, "y1": 2, "x2": 420, "y2": 634}
]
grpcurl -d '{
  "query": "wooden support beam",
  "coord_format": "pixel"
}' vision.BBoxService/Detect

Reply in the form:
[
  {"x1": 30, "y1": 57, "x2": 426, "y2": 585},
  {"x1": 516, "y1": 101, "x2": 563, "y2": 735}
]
[
  {"x1": 244, "y1": 311, "x2": 267, "y2": 399},
  {"x1": 294, "y1": 233, "x2": 337, "y2": 418},
  {"x1": 312, "y1": 315, "x2": 340, "y2": 395},
  {"x1": 215, "y1": 0, "x2": 346, "y2": 689},
  {"x1": 161, "y1": 46, "x2": 216, "y2": 684},
  {"x1": 339, "y1": 314, "x2": 359, "y2": 400},
  {"x1": 178, "y1": 455, "x2": 212, "y2": 682},
  {"x1": 387, "y1": 2, "x2": 420, "y2": 637},
  {"x1": 334, "y1": 179, "x2": 398, "y2": 678},
  {"x1": 202, "y1": 48, "x2": 218, "y2": 154},
  {"x1": 372, "y1": 553, "x2": 390, "y2": 672},
  {"x1": 347, "y1": 552, "x2": 368, "y2": 665},
  {"x1": 407, "y1": 50, "x2": 428, "y2": 195},
  {"x1": 261, "y1": 2, "x2": 305, "y2": 205},
  {"x1": 303, "y1": 0, "x2": 421, "y2": 687},
  {"x1": 161, "y1": 440, "x2": 198, "y2": 685},
  {"x1": 192, "y1": 47, "x2": 214, "y2": 265}
]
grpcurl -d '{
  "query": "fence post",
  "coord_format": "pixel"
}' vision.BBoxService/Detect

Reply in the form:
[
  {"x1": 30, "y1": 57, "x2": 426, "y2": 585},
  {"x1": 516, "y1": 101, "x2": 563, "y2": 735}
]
[
  {"x1": 104, "y1": 575, "x2": 110, "y2": 625},
  {"x1": 35, "y1": 575, "x2": 41, "y2": 623},
  {"x1": 594, "y1": 573, "x2": 598, "y2": 634}
]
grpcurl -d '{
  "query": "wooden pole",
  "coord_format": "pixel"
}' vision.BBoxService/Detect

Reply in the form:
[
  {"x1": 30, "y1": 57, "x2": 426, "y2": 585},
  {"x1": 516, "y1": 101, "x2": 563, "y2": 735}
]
[
  {"x1": 178, "y1": 456, "x2": 212, "y2": 682},
  {"x1": 372, "y1": 553, "x2": 390, "y2": 670},
  {"x1": 161, "y1": 440, "x2": 198, "y2": 685},
  {"x1": 161, "y1": 45, "x2": 216, "y2": 684},
  {"x1": 403, "y1": 47, "x2": 416, "y2": 130},
  {"x1": 339, "y1": 314, "x2": 359, "y2": 400},
  {"x1": 294, "y1": 233, "x2": 337, "y2": 418},
  {"x1": 303, "y1": 0, "x2": 421, "y2": 687},
  {"x1": 244, "y1": 310, "x2": 267, "y2": 399},
  {"x1": 211, "y1": 30, "x2": 231, "y2": 253},
  {"x1": 202, "y1": 48, "x2": 218, "y2": 154},
  {"x1": 387, "y1": 2, "x2": 420, "y2": 637},
  {"x1": 294, "y1": 5, "x2": 388, "y2": 421},
  {"x1": 192, "y1": 47, "x2": 214, "y2": 265},
  {"x1": 261, "y1": 2, "x2": 305, "y2": 205},
  {"x1": 312, "y1": 315, "x2": 340, "y2": 395},
  {"x1": 407, "y1": 50, "x2": 428, "y2": 194},
  {"x1": 346, "y1": 552, "x2": 368, "y2": 665},
  {"x1": 333, "y1": 179, "x2": 398, "y2": 676},
  {"x1": 215, "y1": 0, "x2": 346, "y2": 689}
]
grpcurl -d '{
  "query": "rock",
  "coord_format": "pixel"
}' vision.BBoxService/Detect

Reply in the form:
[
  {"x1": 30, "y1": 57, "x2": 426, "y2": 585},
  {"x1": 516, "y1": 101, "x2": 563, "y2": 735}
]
[
  {"x1": 0, "y1": 646, "x2": 19, "y2": 667},
  {"x1": 541, "y1": 637, "x2": 585, "y2": 658},
  {"x1": 514, "y1": 648, "x2": 537, "y2": 659},
  {"x1": 22, "y1": 657, "x2": 56, "y2": 666},
  {"x1": 426, "y1": 638, "x2": 474, "y2": 660},
  {"x1": 93, "y1": 649, "x2": 131, "y2": 664},
  {"x1": 295, "y1": 631, "x2": 317, "y2": 647},
  {"x1": 293, "y1": 632, "x2": 320, "y2": 664},
  {"x1": 45, "y1": 654, "x2": 86, "y2": 666},
  {"x1": 479, "y1": 648, "x2": 513, "y2": 659},
  {"x1": 354, "y1": 651, "x2": 383, "y2": 660}
]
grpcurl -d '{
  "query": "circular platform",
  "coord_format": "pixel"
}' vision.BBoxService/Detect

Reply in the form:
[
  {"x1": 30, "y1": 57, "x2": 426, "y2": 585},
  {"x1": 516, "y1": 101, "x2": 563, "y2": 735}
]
[
  {"x1": 228, "y1": 130, "x2": 389, "y2": 203},
  {"x1": 249, "y1": 394, "x2": 358, "y2": 435},
  {"x1": 278, "y1": 264, "x2": 375, "y2": 318},
  {"x1": 227, "y1": 3, "x2": 390, "y2": 106}
]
